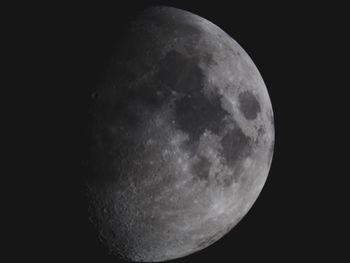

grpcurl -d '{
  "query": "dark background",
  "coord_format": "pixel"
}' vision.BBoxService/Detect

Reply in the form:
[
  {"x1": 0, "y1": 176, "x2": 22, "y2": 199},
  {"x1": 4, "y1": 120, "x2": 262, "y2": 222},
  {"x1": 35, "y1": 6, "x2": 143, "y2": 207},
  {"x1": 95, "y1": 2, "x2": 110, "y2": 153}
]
[{"x1": 10, "y1": 1, "x2": 346, "y2": 262}]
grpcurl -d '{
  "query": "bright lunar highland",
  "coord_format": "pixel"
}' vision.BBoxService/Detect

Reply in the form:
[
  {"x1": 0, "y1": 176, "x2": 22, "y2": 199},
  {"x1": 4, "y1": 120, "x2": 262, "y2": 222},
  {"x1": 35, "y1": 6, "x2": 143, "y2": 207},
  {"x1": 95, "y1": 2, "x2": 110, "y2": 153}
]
[{"x1": 87, "y1": 6, "x2": 275, "y2": 262}]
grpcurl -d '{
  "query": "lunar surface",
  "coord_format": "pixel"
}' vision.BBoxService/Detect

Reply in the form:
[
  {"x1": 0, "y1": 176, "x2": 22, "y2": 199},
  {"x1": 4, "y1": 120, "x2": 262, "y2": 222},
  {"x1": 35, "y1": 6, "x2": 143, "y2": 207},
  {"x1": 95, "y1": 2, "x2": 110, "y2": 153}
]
[{"x1": 87, "y1": 6, "x2": 274, "y2": 262}]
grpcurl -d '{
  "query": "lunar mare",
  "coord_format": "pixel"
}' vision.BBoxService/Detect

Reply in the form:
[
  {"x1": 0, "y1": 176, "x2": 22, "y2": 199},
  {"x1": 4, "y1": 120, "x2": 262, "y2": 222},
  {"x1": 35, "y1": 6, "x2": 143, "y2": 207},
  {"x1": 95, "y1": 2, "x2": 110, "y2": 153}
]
[{"x1": 87, "y1": 6, "x2": 274, "y2": 262}]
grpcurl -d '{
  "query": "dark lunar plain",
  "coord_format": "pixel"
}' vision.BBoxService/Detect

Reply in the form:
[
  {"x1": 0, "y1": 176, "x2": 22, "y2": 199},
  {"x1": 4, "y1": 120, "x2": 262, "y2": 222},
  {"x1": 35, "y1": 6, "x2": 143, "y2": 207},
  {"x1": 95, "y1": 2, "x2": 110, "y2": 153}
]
[
  {"x1": 87, "y1": 5, "x2": 274, "y2": 262},
  {"x1": 16, "y1": 1, "x2": 346, "y2": 262}
]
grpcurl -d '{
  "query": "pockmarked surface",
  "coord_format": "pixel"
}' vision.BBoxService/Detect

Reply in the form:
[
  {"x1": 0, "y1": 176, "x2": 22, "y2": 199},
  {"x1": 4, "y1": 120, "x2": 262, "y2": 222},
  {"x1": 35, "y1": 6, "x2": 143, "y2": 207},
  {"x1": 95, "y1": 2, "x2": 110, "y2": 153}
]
[{"x1": 87, "y1": 6, "x2": 274, "y2": 262}]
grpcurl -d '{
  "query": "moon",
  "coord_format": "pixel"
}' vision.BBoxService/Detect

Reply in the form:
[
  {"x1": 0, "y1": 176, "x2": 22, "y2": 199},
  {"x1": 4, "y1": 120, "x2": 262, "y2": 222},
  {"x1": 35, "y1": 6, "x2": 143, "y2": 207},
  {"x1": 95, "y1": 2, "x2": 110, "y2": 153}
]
[{"x1": 87, "y1": 6, "x2": 274, "y2": 262}]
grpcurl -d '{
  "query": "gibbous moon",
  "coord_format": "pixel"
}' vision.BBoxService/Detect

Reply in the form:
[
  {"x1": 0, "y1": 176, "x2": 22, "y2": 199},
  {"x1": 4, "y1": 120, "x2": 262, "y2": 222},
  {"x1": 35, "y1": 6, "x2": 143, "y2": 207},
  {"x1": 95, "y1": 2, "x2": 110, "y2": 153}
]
[{"x1": 87, "y1": 6, "x2": 274, "y2": 262}]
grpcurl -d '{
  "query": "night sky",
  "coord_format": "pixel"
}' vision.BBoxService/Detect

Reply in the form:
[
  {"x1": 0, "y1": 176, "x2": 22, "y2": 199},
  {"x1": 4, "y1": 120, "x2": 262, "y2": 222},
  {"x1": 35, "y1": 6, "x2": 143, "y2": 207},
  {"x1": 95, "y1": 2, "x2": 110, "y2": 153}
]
[{"x1": 11, "y1": 1, "x2": 345, "y2": 262}]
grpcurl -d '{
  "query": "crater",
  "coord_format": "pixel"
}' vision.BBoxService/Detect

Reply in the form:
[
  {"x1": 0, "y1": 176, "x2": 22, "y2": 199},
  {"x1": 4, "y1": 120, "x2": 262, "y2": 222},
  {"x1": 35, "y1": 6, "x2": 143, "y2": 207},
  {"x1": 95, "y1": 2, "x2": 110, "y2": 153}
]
[{"x1": 238, "y1": 91, "x2": 261, "y2": 120}]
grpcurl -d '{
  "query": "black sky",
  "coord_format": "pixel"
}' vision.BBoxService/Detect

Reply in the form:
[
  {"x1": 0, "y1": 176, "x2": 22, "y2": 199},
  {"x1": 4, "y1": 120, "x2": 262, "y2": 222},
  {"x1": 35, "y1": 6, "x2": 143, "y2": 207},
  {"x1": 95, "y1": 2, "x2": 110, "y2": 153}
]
[{"x1": 11, "y1": 1, "x2": 346, "y2": 262}]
